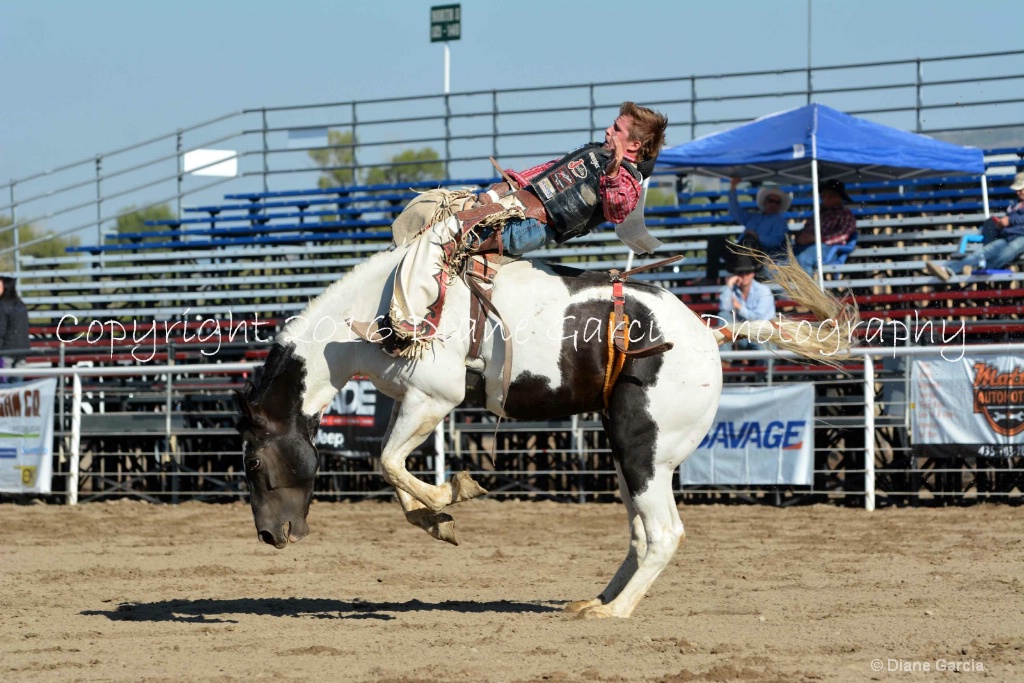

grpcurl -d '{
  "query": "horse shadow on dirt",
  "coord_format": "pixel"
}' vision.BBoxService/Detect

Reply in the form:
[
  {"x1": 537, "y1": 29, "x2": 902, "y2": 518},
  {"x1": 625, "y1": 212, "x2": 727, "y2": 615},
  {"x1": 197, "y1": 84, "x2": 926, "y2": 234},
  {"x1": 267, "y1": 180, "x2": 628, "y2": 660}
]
[{"x1": 82, "y1": 597, "x2": 562, "y2": 623}]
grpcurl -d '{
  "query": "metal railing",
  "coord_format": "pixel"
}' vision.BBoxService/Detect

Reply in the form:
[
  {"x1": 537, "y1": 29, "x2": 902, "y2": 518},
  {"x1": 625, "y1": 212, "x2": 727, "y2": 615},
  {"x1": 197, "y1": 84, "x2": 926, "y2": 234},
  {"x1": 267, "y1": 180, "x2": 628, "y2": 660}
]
[
  {"x1": 3, "y1": 50, "x2": 1023, "y2": 271},
  {"x1": 3, "y1": 343, "x2": 1021, "y2": 508}
]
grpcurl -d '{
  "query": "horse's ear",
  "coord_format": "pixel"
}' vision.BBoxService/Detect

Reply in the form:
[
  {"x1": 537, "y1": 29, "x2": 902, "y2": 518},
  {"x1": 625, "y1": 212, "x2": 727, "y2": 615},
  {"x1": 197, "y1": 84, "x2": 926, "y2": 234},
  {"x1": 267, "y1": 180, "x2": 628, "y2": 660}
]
[
  {"x1": 306, "y1": 412, "x2": 322, "y2": 447},
  {"x1": 235, "y1": 383, "x2": 270, "y2": 431},
  {"x1": 235, "y1": 383, "x2": 254, "y2": 419}
]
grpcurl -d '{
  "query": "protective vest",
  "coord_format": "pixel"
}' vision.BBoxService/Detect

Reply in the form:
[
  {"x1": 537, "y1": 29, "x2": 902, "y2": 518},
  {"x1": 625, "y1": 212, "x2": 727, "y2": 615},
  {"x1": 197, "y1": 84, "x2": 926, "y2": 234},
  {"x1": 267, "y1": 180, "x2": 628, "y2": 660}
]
[{"x1": 528, "y1": 143, "x2": 642, "y2": 242}]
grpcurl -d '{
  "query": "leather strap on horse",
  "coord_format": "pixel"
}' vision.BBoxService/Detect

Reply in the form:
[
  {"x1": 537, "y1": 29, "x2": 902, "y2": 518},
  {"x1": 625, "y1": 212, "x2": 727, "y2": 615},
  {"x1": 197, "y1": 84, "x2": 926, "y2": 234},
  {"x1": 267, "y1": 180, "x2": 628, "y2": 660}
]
[
  {"x1": 601, "y1": 255, "x2": 683, "y2": 409},
  {"x1": 490, "y1": 156, "x2": 520, "y2": 192},
  {"x1": 463, "y1": 265, "x2": 514, "y2": 405}
]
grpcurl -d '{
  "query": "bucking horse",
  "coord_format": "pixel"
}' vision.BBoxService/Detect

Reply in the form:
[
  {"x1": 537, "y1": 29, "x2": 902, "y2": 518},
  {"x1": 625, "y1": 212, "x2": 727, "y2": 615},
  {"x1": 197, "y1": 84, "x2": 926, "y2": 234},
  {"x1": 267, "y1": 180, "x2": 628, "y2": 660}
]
[{"x1": 235, "y1": 230, "x2": 854, "y2": 619}]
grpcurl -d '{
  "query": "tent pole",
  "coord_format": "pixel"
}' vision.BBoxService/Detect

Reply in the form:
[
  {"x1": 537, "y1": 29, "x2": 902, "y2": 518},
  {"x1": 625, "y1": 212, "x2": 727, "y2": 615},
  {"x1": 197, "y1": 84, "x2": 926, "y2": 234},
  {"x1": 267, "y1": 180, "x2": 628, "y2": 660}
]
[
  {"x1": 981, "y1": 174, "x2": 990, "y2": 218},
  {"x1": 811, "y1": 158, "x2": 825, "y2": 290}
]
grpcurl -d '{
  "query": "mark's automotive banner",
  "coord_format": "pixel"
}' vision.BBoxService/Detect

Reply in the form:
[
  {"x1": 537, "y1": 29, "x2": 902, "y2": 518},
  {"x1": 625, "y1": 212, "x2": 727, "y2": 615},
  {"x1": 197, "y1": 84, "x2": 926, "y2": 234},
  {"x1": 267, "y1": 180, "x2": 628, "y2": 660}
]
[
  {"x1": 911, "y1": 356, "x2": 1024, "y2": 458},
  {"x1": 680, "y1": 383, "x2": 815, "y2": 486},
  {"x1": 0, "y1": 378, "x2": 57, "y2": 494}
]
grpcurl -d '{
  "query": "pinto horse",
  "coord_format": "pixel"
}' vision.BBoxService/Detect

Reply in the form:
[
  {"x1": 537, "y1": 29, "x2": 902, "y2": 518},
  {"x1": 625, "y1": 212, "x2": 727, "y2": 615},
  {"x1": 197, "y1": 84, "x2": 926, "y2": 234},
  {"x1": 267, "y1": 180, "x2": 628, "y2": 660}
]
[{"x1": 235, "y1": 243, "x2": 852, "y2": 619}]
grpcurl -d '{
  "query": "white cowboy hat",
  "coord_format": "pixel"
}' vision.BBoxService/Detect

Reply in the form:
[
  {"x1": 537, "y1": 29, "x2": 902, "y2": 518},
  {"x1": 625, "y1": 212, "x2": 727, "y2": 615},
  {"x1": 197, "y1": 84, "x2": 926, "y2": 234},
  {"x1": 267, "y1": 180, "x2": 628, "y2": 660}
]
[
  {"x1": 756, "y1": 185, "x2": 792, "y2": 212},
  {"x1": 1010, "y1": 172, "x2": 1024, "y2": 191}
]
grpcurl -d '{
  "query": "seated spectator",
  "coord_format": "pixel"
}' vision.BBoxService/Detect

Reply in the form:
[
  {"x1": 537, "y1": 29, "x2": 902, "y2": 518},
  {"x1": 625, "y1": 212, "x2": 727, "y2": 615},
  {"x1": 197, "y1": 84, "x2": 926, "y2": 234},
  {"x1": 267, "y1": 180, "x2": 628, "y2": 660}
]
[
  {"x1": 0, "y1": 276, "x2": 29, "y2": 378},
  {"x1": 924, "y1": 172, "x2": 1024, "y2": 282},
  {"x1": 791, "y1": 179, "x2": 857, "y2": 276},
  {"x1": 718, "y1": 253, "x2": 776, "y2": 354},
  {"x1": 728, "y1": 176, "x2": 791, "y2": 259},
  {"x1": 705, "y1": 178, "x2": 792, "y2": 281}
]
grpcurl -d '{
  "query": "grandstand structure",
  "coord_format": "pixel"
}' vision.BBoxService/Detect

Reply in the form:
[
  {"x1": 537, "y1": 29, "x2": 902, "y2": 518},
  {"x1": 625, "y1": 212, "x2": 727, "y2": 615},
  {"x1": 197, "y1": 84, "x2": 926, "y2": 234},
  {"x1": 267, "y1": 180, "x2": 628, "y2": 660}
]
[{"x1": 2, "y1": 50, "x2": 1023, "y2": 505}]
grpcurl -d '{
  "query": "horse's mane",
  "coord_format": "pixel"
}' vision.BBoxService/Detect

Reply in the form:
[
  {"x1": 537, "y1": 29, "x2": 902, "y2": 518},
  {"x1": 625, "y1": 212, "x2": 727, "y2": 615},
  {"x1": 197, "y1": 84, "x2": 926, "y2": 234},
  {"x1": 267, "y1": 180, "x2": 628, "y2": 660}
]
[{"x1": 245, "y1": 342, "x2": 297, "y2": 406}]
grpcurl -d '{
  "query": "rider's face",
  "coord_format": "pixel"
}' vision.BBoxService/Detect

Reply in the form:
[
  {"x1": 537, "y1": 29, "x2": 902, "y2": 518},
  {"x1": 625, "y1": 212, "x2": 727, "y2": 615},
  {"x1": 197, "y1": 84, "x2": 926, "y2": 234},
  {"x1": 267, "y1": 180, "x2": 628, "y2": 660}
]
[{"x1": 604, "y1": 115, "x2": 641, "y2": 157}]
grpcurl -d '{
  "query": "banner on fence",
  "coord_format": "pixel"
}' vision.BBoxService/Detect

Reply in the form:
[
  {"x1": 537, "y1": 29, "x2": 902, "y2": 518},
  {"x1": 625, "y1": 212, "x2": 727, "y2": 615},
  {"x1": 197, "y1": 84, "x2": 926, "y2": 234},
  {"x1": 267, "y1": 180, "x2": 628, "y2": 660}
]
[
  {"x1": 0, "y1": 378, "x2": 57, "y2": 494},
  {"x1": 316, "y1": 377, "x2": 395, "y2": 458},
  {"x1": 911, "y1": 355, "x2": 1024, "y2": 458},
  {"x1": 679, "y1": 383, "x2": 815, "y2": 486}
]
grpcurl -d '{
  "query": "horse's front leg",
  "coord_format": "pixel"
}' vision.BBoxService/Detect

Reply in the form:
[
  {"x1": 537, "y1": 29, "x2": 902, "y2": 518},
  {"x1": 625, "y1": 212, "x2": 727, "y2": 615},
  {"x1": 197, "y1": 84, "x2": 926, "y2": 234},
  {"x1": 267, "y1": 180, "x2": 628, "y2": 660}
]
[{"x1": 379, "y1": 391, "x2": 486, "y2": 542}]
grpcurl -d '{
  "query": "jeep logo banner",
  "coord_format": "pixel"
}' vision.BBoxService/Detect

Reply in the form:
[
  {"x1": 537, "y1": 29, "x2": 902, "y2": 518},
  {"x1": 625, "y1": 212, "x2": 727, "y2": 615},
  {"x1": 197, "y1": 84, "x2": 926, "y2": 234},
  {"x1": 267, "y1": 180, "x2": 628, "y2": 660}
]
[
  {"x1": 680, "y1": 384, "x2": 814, "y2": 486},
  {"x1": 317, "y1": 377, "x2": 395, "y2": 457},
  {"x1": 0, "y1": 378, "x2": 57, "y2": 494},
  {"x1": 911, "y1": 356, "x2": 1024, "y2": 457}
]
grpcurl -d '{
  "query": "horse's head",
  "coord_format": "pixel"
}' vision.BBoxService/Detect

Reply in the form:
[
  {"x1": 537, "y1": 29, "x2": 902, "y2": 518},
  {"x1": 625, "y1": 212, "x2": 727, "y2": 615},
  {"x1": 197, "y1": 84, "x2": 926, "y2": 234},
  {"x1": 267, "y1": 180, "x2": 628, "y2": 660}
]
[{"x1": 235, "y1": 344, "x2": 320, "y2": 549}]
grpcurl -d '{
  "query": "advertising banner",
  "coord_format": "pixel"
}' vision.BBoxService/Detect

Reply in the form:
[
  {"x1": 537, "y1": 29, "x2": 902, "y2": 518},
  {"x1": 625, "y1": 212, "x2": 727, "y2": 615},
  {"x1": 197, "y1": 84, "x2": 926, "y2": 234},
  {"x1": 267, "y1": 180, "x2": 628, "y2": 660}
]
[
  {"x1": 316, "y1": 377, "x2": 395, "y2": 457},
  {"x1": 911, "y1": 355, "x2": 1024, "y2": 458},
  {"x1": 0, "y1": 378, "x2": 57, "y2": 494},
  {"x1": 680, "y1": 383, "x2": 815, "y2": 486}
]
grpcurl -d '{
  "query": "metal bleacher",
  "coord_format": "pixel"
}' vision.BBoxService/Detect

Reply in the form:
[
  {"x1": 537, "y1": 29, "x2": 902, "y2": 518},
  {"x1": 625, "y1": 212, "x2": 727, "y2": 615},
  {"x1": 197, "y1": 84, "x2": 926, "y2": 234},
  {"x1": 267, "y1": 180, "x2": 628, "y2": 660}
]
[{"x1": 13, "y1": 146, "x2": 1023, "y2": 368}]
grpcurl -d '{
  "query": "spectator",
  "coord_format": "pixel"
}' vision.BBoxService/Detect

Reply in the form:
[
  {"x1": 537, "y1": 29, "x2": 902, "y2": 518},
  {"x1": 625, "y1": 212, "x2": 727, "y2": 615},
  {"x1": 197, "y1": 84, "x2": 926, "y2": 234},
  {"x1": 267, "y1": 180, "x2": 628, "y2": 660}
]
[
  {"x1": 718, "y1": 253, "x2": 776, "y2": 353},
  {"x1": 729, "y1": 176, "x2": 792, "y2": 259},
  {"x1": 924, "y1": 172, "x2": 1024, "y2": 281},
  {"x1": 0, "y1": 276, "x2": 29, "y2": 376},
  {"x1": 791, "y1": 179, "x2": 857, "y2": 276},
  {"x1": 704, "y1": 178, "x2": 792, "y2": 281}
]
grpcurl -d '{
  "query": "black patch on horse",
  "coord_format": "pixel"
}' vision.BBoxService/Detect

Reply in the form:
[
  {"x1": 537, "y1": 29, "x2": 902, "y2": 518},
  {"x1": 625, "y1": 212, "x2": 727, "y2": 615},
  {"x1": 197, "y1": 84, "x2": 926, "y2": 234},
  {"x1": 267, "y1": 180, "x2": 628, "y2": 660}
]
[{"x1": 504, "y1": 295, "x2": 667, "y2": 495}]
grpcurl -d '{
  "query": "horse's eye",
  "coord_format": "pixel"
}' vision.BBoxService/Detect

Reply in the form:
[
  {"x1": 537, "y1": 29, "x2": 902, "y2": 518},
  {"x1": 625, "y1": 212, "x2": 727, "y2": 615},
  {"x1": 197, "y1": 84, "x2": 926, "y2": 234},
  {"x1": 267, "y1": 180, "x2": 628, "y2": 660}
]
[{"x1": 246, "y1": 459, "x2": 261, "y2": 472}]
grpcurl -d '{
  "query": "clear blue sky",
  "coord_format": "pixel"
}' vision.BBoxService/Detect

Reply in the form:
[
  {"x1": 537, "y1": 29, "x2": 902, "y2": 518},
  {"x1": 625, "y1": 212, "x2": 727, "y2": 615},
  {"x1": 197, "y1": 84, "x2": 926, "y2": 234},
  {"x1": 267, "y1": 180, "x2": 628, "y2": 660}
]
[{"x1": 0, "y1": 0, "x2": 1013, "y2": 183}]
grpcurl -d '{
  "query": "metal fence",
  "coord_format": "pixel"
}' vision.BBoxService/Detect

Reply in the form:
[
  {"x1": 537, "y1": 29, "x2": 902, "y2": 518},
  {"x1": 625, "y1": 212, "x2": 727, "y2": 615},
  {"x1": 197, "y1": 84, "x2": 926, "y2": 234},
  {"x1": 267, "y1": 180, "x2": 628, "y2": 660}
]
[
  {"x1": 3, "y1": 49, "x2": 1023, "y2": 270},
  {"x1": 4, "y1": 343, "x2": 1021, "y2": 509}
]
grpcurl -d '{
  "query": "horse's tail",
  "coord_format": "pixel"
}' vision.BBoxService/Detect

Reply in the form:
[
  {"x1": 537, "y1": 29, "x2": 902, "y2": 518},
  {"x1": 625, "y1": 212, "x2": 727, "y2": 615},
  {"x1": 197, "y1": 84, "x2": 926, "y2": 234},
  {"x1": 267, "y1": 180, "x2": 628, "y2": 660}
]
[{"x1": 713, "y1": 253, "x2": 858, "y2": 366}]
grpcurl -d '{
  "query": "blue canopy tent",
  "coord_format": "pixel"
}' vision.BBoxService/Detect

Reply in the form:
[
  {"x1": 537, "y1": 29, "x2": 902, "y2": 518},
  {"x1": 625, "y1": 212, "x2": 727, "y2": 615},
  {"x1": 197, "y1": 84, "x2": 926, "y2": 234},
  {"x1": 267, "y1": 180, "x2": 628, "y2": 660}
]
[{"x1": 656, "y1": 103, "x2": 987, "y2": 287}]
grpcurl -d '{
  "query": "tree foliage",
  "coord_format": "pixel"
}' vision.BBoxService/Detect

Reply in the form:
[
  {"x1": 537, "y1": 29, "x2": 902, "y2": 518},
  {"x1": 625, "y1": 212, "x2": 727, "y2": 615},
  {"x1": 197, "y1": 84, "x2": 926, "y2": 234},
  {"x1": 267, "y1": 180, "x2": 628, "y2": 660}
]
[
  {"x1": 308, "y1": 130, "x2": 443, "y2": 188},
  {"x1": 0, "y1": 216, "x2": 79, "y2": 272},
  {"x1": 363, "y1": 148, "x2": 444, "y2": 187},
  {"x1": 308, "y1": 130, "x2": 356, "y2": 188},
  {"x1": 115, "y1": 203, "x2": 176, "y2": 237}
]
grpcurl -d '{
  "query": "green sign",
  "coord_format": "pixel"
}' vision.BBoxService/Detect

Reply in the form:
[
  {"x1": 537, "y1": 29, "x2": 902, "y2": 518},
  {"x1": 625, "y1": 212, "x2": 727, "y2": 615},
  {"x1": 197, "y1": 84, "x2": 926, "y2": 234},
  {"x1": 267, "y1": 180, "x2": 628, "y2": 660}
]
[{"x1": 430, "y1": 4, "x2": 461, "y2": 42}]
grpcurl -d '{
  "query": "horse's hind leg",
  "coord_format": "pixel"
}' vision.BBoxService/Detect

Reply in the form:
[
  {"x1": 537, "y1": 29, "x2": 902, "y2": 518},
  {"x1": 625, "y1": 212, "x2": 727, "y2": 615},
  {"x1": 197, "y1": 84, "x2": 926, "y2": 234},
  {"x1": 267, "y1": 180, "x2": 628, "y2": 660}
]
[
  {"x1": 565, "y1": 457, "x2": 647, "y2": 614},
  {"x1": 576, "y1": 377, "x2": 700, "y2": 620}
]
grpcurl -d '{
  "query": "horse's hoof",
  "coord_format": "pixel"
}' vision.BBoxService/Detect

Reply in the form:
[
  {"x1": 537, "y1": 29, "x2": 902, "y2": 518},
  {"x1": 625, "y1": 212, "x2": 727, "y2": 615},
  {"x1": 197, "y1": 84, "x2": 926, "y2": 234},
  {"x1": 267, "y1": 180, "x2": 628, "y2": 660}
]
[
  {"x1": 451, "y1": 470, "x2": 487, "y2": 504},
  {"x1": 433, "y1": 516, "x2": 458, "y2": 546},
  {"x1": 407, "y1": 509, "x2": 459, "y2": 546},
  {"x1": 564, "y1": 598, "x2": 601, "y2": 614},
  {"x1": 576, "y1": 605, "x2": 616, "y2": 620}
]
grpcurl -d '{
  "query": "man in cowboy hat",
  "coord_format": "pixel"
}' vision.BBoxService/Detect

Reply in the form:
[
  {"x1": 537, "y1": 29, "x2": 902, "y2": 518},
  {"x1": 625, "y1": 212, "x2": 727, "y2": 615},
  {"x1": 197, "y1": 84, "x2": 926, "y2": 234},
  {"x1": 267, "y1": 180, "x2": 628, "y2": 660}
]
[
  {"x1": 704, "y1": 177, "x2": 793, "y2": 281},
  {"x1": 924, "y1": 171, "x2": 1024, "y2": 281},
  {"x1": 791, "y1": 179, "x2": 857, "y2": 275},
  {"x1": 729, "y1": 176, "x2": 792, "y2": 259},
  {"x1": 718, "y1": 252, "x2": 776, "y2": 353}
]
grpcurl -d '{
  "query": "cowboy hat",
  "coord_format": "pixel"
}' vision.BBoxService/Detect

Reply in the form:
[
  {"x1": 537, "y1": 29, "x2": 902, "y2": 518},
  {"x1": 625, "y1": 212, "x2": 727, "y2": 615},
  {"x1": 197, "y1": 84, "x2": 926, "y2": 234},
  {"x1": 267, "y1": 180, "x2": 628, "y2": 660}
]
[
  {"x1": 756, "y1": 185, "x2": 792, "y2": 212},
  {"x1": 819, "y1": 179, "x2": 853, "y2": 203},
  {"x1": 728, "y1": 253, "x2": 759, "y2": 275},
  {"x1": 1010, "y1": 172, "x2": 1024, "y2": 191}
]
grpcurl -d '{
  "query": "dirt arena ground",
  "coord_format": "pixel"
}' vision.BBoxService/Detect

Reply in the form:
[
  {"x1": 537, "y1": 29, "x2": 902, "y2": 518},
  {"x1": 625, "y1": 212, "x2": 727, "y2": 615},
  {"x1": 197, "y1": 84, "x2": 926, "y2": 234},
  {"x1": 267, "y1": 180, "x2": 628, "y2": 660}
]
[{"x1": 2, "y1": 499, "x2": 1022, "y2": 682}]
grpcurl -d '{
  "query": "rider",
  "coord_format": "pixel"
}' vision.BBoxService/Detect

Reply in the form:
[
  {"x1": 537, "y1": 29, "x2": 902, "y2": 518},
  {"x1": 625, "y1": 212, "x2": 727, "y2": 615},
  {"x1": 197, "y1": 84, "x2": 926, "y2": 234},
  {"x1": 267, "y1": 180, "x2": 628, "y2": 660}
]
[
  {"x1": 383, "y1": 102, "x2": 668, "y2": 349},
  {"x1": 472, "y1": 101, "x2": 668, "y2": 255}
]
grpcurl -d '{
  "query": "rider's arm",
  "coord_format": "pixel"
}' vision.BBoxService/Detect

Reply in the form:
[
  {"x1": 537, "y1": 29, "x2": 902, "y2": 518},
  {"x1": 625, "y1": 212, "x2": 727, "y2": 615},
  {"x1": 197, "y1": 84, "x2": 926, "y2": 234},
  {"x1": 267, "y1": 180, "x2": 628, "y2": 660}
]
[{"x1": 600, "y1": 170, "x2": 641, "y2": 224}]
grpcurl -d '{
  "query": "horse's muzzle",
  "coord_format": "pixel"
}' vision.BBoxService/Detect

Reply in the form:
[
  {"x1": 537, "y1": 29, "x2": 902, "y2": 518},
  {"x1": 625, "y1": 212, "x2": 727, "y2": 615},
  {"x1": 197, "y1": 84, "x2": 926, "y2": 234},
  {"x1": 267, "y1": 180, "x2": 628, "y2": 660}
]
[{"x1": 257, "y1": 520, "x2": 309, "y2": 549}]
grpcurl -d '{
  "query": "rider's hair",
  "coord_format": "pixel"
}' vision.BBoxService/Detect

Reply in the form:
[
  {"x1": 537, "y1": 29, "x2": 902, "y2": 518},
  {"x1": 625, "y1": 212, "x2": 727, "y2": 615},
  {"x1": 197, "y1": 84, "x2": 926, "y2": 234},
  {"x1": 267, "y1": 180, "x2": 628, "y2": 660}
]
[{"x1": 620, "y1": 101, "x2": 668, "y2": 162}]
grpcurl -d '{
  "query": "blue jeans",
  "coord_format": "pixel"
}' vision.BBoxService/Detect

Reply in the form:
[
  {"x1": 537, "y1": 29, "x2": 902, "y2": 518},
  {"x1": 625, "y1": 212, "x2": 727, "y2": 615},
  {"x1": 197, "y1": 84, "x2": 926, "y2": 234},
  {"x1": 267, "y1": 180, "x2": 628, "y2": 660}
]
[
  {"x1": 947, "y1": 218, "x2": 1024, "y2": 274},
  {"x1": 500, "y1": 218, "x2": 559, "y2": 256},
  {"x1": 793, "y1": 243, "x2": 819, "y2": 276}
]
